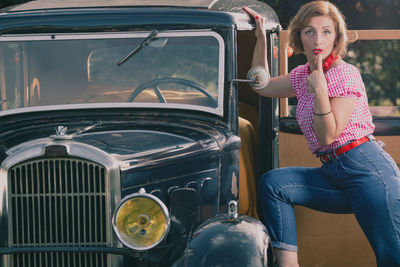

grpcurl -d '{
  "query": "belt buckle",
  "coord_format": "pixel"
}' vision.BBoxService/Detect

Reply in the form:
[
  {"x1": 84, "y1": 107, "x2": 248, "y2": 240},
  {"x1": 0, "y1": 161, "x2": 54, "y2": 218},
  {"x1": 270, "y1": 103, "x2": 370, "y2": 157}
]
[{"x1": 319, "y1": 152, "x2": 333, "y2": 163}]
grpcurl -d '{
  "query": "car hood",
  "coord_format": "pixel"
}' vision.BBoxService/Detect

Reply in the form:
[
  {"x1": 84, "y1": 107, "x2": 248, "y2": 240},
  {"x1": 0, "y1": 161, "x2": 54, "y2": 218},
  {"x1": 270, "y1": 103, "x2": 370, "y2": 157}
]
[
  {"x1": 2, "y1": 116, "x2": 225, "y2": 171},
  {"x1": 74, "y1": 129, "x2": 220, "y2": 170}
]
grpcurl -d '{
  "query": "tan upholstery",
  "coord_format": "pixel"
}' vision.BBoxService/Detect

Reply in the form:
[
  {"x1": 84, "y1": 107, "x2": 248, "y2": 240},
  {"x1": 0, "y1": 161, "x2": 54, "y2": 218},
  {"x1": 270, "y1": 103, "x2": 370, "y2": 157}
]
[
  {"x1": 238, "y1": 116, "x2": 259, "y2": 218},
  {"x1": 238, "y1": 101, "x2": 261, "y2": 219},
  {"x1": 77, "y1": 87, "x2": 214, "y2": 105},
  {"x1": 131, "y1": 89, "x2": 215, "y2": 107}
]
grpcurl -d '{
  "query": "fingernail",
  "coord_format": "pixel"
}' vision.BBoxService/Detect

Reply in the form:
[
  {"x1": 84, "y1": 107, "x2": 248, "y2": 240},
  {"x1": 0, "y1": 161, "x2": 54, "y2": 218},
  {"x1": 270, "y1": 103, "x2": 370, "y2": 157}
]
[{"x1": 255, "y1": 16, "x2": 259, "y2": 19}]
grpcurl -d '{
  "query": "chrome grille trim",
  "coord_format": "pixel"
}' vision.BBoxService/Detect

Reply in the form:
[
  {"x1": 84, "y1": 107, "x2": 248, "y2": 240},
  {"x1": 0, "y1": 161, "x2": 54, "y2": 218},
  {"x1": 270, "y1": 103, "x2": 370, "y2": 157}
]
[
  {"x1": 9, "y1": 252, "x2": 108, "y2": 267},
  {"x1": 1, "y1": 140, "x2": 122, "y2": 267},
  {"x1": 9, "y1": 158, "x2": 108, "y2": 247}
]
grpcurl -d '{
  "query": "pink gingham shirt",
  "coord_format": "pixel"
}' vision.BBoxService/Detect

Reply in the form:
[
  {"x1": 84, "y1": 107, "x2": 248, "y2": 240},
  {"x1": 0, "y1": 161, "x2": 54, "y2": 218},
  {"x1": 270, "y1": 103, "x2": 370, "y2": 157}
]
[{"x1": 290, "y1": 62, "x2": 375, "y2": 154}]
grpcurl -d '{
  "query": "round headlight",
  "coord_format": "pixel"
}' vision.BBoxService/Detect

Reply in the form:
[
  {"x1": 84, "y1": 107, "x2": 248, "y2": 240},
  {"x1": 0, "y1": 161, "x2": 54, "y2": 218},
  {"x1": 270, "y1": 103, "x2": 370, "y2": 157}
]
[{"x1": 113, "y1": 188, "x2": 170, "y2": 250}]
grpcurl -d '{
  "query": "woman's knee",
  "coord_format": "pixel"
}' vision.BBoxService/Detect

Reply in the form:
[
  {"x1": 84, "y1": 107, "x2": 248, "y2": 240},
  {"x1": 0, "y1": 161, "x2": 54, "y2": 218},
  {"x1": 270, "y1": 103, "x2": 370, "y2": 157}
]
[{"x1": 259, "y1": 168, "x2": 286, "y2": 197}]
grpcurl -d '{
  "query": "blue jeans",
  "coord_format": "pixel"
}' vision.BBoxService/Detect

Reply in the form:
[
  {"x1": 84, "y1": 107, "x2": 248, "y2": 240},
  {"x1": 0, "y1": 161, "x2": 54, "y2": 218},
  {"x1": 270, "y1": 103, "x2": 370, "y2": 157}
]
[{"x1": 259, "y1": 139, "x2": 400, "y2": 267}]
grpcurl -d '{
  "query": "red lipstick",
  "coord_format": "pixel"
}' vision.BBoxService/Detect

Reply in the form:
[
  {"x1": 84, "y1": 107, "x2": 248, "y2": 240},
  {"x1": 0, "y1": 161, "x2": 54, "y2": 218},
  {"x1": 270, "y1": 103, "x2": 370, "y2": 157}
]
[{"x1": 313, "y1": 48, "x2": 323, "y2": 55}]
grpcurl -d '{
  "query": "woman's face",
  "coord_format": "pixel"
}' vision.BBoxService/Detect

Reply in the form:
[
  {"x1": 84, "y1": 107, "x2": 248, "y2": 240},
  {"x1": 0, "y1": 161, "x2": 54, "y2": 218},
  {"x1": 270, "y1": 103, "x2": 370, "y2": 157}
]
[{"x1": 300, "y1": 15, "x2": 337, "y2": 60}]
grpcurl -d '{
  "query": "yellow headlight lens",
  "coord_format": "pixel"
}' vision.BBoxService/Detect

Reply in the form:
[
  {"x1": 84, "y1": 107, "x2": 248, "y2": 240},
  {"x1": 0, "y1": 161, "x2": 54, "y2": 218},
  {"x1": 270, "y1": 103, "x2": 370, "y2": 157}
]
[{"x1": 113, "y1": 191, "x2": 170, "y2": 250}]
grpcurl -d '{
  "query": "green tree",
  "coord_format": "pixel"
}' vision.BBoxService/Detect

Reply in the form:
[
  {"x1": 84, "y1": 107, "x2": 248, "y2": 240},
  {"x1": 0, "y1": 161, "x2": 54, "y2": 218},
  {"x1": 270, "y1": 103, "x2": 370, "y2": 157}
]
[
  {"x1": 347, "y1": 40, "x2": 400, "y2": 106},
  {"x1": 264, "y1": 0, "x2": 400, "y2": 29},
  {"x1": 270, "y1": 0, "x2": 400, "y2": 108}
]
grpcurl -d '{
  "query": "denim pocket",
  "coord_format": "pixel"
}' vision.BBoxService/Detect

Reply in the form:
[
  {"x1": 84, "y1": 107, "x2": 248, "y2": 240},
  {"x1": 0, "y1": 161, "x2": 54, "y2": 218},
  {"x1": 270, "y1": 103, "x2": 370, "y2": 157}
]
[
  {"x1": 380, "y1": 150, "x2": 400, "y2": 177},
  {"x1": 339, "y1": 147, "x2": 379, "y2": 177}
]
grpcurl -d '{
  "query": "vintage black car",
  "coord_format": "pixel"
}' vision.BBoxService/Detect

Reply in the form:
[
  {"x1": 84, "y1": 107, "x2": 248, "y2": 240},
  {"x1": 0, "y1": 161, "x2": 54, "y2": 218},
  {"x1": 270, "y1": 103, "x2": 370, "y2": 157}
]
[{"x1": 0, "y1": 0, "x2": 281, "y2": 266}]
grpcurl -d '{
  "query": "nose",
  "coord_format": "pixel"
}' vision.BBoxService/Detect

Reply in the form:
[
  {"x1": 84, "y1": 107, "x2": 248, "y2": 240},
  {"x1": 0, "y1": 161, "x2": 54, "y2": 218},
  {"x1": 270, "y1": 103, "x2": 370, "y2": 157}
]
[{"x1": 314, "y1": 32, "x2": 323, "y2": 46}]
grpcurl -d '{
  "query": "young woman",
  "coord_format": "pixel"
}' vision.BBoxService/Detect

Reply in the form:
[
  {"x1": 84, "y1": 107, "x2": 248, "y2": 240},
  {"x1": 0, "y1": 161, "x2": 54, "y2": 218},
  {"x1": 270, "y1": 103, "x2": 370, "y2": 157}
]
[{"x1": 243, "y1": 2, "x2": 400, "y2": 267}]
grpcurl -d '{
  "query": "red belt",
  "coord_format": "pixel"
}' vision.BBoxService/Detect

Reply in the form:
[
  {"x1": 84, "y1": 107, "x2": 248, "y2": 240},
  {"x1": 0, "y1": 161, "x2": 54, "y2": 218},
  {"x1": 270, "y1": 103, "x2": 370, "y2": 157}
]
[{"x1": 319, "y1": 136, "x2": 371, "y2": 163}]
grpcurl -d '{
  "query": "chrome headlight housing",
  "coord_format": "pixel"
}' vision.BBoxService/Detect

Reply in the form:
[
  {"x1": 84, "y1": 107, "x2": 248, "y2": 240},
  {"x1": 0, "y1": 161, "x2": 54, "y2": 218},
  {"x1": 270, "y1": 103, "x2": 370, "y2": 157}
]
[{"x1": 112, "y1": 188, "x2": 170, "y2": 251}]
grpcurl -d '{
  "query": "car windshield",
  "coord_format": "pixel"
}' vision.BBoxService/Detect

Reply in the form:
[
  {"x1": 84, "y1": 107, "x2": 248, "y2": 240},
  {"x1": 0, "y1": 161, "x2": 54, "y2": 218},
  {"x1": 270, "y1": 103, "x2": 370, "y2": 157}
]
[{"x1": 0, "y1": 31, "x2": 224, "y2": 116}]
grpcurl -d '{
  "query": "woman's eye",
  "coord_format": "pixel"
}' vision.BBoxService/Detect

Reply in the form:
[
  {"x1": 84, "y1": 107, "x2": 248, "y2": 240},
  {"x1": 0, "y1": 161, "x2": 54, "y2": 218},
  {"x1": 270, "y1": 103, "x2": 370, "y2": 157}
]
[
  {"x1": 324, "y1": 30, "x2": 331, "y2": 35},
  {"x1": 305, "y1": 30, "x2": 314, "y2": 35}
]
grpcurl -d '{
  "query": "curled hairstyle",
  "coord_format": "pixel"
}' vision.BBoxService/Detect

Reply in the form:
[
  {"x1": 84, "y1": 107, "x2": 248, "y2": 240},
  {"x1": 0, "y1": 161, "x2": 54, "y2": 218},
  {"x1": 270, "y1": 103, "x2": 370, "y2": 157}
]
[{"x1": 288, "y1": 1, "x2": 349, "y2": 57}]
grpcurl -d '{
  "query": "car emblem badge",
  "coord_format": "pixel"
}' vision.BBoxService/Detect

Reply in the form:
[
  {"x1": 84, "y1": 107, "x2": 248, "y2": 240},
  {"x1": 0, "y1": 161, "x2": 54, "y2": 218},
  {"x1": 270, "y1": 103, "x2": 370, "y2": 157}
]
[
  {"x1": 50, "y1": 125, "x2": 72, "y2": 140},
  {"x1": 56, "y1": 126, "x2": 67, "y2": 136}
]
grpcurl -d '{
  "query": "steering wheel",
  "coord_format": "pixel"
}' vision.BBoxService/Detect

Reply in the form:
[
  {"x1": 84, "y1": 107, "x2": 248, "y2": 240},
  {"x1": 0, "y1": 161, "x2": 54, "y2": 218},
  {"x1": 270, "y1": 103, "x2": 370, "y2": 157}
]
[{"x1": 127, "y1": 78, "x2": 217, "y2": 107}]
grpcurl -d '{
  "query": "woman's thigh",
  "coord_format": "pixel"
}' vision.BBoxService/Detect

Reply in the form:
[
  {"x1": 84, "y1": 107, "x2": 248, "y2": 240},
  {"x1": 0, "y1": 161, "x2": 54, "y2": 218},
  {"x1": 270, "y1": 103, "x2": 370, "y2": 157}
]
[
  {"x1": 328, "y1": 141, "x2": 400, "y2": 263},
  {"x1": 259, "y1": 166, "x2": 352, "y2": 214},
  {"x1": 330, "y1": 141, "x2": 400, "y2": 220}
]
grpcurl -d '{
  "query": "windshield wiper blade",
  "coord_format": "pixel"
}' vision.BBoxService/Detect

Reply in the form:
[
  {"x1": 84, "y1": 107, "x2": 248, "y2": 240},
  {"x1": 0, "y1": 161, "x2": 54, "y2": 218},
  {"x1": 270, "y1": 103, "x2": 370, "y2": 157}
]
[{"x1": 116, "y1": 30, "x2": 158, "y2": 66}]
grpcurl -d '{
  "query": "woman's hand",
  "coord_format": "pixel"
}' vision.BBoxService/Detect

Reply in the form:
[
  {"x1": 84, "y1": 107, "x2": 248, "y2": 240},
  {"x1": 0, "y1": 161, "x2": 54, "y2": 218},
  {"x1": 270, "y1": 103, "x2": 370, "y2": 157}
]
[
  {"x1": 241, "y1": 6, "x2": 295, "y2": 98},
  {"x1": 242, "y1": 6, "x2": 266, "y2": 41},
  {"x1": 242, "y1": 6, "x2": 267, "y2": 87},
  {"x1": 307, "y1": 53, "x2": 328, "y2": 95},
  {"x1": 308, "y1": 53, "x2": 356, "y2": 146}
]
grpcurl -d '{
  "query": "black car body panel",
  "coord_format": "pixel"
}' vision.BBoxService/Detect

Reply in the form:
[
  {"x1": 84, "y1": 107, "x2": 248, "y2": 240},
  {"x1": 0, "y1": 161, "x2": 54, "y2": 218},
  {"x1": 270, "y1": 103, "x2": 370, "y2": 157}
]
[{"x1": 0, "y1": 1, "x2": 280, "y2": 266}]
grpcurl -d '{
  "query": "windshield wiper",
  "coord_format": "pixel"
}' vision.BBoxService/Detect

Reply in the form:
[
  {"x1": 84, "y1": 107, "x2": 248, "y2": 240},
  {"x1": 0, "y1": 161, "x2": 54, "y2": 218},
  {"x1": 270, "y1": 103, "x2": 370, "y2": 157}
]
[{"x1": 116, "y1": 30, "x2": 158, "y2": 66}]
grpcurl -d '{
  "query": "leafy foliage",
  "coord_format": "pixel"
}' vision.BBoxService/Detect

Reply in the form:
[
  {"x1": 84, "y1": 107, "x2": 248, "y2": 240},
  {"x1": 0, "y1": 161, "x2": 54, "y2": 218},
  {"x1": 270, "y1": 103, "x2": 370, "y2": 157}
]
[
  {"x1": 263, "y1": 0, "x2": 400, "y2": 29},
  {"x1": 347, "y1": 40, "x2": 400, "y2": 106},
  {"x1": 269, "y1": 0, "x2": 400, "y2": 108}
]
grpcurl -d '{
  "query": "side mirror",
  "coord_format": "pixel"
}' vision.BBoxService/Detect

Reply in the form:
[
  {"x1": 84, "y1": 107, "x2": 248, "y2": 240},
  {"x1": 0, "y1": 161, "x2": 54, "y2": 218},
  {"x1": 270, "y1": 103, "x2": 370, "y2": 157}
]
[
  {"x1": 246, "y1": 66, "x2": 270, "y2": 89},
  {"x1": 231, "y1": 66, "x2": 270, "y2": 89}
]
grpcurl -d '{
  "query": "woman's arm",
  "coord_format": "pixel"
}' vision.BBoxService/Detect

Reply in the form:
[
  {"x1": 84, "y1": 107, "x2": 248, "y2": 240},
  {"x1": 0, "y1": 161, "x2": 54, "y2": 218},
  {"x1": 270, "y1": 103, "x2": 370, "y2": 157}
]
[
  {"x1": 308, "y1": 56, "x2": 356, "y2": 145},
  {"x1": 314, "y1": 97, "x2": 356, "y2": 146},
  {"x1": 243, "y1": 6, "x2": 295, "y2": 99}
]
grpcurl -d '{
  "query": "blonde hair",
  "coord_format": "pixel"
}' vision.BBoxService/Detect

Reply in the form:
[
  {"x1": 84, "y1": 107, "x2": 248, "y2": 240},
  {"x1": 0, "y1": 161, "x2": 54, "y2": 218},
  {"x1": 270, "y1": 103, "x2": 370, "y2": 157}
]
[{"x1": 288, "y1": 1, "x2": 349, "y2": 57}]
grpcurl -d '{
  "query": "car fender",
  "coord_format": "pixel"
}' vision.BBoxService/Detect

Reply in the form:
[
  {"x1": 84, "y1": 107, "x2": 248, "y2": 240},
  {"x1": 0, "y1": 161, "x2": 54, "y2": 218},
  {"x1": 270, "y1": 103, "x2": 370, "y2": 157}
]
[{"x1": 171, "y1": 212, "x2": 270, "y2": 267}]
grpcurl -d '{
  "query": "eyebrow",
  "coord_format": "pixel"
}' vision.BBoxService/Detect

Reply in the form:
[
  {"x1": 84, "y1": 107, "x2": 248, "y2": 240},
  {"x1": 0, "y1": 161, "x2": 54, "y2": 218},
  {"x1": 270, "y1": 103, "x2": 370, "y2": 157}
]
[{"x1": 304, "y1": 25, "x2": 332, "y2": 29}]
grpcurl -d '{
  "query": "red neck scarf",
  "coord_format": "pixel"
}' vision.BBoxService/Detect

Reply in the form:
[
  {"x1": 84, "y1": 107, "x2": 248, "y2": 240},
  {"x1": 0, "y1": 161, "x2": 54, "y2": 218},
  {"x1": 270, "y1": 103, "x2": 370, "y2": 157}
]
[{"x1": 307, "y1": 52, "x2": 339, "y2": 74}]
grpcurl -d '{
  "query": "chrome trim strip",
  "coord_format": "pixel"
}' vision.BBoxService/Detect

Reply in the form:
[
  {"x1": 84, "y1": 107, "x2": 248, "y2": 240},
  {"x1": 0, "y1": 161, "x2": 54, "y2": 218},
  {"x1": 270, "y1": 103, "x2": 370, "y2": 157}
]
[
  {"x1": 1, "y1": 138, "x2": 122, "y2": 267},
  {"x1": 0, "y1": 103, "x2": 223, "y2": 117},
  {"x1": 0, "y1": 167, "x2": 7, "y2": 246},
  {"x1": 0, "y1": 30, "x2": 225, "y2": 117}
]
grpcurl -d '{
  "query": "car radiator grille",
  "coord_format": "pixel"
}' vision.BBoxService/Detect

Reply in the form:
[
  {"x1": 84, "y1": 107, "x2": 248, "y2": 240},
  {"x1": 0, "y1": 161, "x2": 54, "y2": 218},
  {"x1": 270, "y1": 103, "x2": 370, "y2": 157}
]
[{"x1": 8, "y1": 158, "x2": 110, "y2": 267}]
